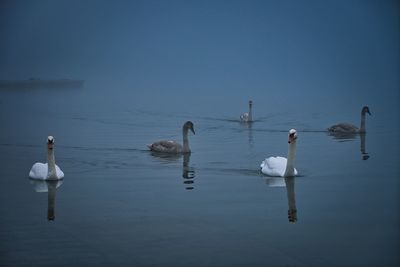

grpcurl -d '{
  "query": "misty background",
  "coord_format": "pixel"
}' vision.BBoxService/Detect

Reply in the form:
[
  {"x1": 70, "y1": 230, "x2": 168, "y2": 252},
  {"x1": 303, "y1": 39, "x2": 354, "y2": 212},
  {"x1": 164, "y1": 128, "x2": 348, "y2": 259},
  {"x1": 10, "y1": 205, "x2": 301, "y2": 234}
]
[{"x1": 0, "y1": 0, "x2": 399, "y2": 118}]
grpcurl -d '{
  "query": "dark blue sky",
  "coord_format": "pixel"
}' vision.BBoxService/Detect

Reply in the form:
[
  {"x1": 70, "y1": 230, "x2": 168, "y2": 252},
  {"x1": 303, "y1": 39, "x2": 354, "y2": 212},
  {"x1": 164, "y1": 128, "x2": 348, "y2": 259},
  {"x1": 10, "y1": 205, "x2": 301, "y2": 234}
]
[{"x1": 0, "y1": 0, "x2": 399, "y2": 111}]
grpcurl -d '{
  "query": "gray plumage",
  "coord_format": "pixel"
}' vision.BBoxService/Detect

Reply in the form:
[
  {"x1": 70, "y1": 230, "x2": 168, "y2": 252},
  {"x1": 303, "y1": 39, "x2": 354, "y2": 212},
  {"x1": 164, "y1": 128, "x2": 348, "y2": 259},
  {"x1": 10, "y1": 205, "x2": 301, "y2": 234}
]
[
  {"x1": 328, "y1": 106, "x2": 371, "y2": 133},
  {"x1": 148, "y1": 121, "x2": 195, "y2": 153}
]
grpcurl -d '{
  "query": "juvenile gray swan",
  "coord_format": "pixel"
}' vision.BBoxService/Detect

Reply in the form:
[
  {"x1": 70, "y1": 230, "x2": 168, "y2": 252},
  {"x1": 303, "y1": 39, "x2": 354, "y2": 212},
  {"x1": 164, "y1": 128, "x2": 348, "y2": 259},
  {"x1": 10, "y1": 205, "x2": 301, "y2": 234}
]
[
  {"x1": 240, "y1": 100, "x2": 253, "y2": 122},
  {"x1": 148, "y1": 121, "x2": 195, "y2": 153},
  {"x1": 328, "y1": 106, "x2": 371, "y2": 133}
]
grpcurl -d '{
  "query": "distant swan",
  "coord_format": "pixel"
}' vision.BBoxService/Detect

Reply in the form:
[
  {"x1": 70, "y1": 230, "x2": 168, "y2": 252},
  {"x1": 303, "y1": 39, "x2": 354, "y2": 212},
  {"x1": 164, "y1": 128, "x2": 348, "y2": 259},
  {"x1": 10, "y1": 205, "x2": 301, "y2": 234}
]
[
  {"x1": 240, "y1": 100, "x2": 253, "y2": 122},
  {"x1": 328, "y1": 106, "x2": 371, "y2": 133},
  {"x1": 260, "y1": 129, "x2": 298, "y2": 177},
  {"x1": 148, "y1": 121, "x2": 195, "y2": 153},
  {"x1": 29, "y1": 136, "x2": 64, "y2": 180}
]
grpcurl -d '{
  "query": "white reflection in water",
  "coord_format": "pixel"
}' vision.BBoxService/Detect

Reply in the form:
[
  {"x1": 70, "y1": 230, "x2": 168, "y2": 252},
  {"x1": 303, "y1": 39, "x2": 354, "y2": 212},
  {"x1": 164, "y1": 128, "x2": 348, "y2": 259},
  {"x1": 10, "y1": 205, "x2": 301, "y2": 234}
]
[
  {"x1": 29, "y1": 179, "x2": 63, "y2": 221},
  {"x1": 265, "y1": 176, "x2": 298, "y2": 223}
]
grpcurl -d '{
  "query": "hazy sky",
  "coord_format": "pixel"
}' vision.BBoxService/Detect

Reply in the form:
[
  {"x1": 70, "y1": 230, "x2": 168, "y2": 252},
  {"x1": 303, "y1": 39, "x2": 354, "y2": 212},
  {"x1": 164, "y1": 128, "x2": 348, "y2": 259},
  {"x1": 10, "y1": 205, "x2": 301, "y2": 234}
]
[{"x1": 0, "y1": 0, "x2": 399, "y2": 109}]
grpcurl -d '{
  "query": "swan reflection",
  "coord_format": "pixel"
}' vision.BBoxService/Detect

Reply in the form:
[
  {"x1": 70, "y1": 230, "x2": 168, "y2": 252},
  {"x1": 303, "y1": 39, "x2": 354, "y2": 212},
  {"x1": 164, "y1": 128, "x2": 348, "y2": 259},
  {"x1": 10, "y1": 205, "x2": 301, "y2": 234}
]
[
  {"x1": 284, "y1": 177, "x2": 297, "y2": 223},
  {"x1": 29, "y1": 179, "x2": 63, "y2": 221},
  {"x1": 240, "y1": 120, "x2": 254, "y2": 146},
  {"x1": 328, "y1": 132, "x2": 370, "y2": 160},
  {"x1": 265, "y1": 177, "x2": 298, "y2": 223},
  {"x1": 149, "y1": 152, "x2": 196, "y2": 190},
  {"x1": 182, "y1": 153, "x2": 195, "y2": 190},
  {"x1": 360, "y1": 133, "x2": 369, "y2": 160}
]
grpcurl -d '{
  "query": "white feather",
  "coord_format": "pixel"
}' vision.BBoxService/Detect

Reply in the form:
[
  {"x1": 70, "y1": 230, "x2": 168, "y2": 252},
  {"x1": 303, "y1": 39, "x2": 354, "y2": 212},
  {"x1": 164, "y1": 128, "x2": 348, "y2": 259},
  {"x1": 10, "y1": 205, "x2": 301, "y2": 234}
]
[
  {"x1": 261, "y1": 156, "x2": 298, "y2": 177},
  {"x1": 29, "y1": 163, "x2": 64, "y2": 180}
]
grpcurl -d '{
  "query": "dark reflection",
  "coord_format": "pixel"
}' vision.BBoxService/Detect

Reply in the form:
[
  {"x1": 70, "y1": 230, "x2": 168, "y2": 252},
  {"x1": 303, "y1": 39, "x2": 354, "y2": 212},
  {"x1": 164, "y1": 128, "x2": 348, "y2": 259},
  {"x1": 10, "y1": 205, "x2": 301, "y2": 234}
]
[
  {"x1": 149, "y1": 152, "x2": 196, "y2": 190},
  {"x1": 284, "y1": 177, "x2": 297, "y2": 223},
  {"x1": 265, "y1": 177, "x2": 298, "y2": 223},
  {"x1": 29, "y1": 179, "x2": 63, "y2": 221},
  {"x1": 327, "y1": 132, "x2": 370, "y2": 160},
  {"x1": 150, "y1": 151, "x2": 182, "y2": 162},
  {"x1": 240, "y1": 121, "x2": 254, "y2": 146},
  {"x1": 182, "y1": 153, "x2": 195, "y2": 190},
  {"x1": 360, "y1": 133, "x2": 369, "y2": 160}
]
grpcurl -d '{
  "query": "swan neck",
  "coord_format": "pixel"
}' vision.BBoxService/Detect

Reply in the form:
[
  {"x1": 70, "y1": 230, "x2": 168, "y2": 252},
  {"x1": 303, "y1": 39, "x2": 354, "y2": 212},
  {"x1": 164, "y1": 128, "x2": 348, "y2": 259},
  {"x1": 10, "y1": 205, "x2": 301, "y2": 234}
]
[
  {"x1": 182, "y1": 128, "x2": 190, "y2": 153},
  {"x1": 47, "y1": 148, "x2": 57, "y2": 179},
  {"x1": 284, "y1": 141, "x2": 296, "y2": 177}
]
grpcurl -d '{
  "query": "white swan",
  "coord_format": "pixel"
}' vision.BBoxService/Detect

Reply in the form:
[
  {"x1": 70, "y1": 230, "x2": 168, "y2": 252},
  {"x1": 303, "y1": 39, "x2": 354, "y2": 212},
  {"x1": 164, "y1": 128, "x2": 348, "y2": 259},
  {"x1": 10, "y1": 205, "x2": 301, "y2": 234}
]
[
  {"x1": 29, "y1": 136, "x2": 64, "y2": 180},
  {"x1": 328, "y1": 106, "x2": 371, "y2": 133},
  {"x1": 147, "y1": 121, "x2": 195, "y2": 153},
  {"x1": 240, "y1": 100, "x2": 253, "y2": 122},
  {"x1": 260, "y1": 129, "x2": 298, "y2": 177}
]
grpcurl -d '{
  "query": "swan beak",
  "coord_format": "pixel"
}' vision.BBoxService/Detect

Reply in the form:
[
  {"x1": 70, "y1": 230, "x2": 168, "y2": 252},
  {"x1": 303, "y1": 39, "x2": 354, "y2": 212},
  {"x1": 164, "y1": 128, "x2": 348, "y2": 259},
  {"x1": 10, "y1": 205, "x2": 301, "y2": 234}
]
[
  {"x1": 191, "y1": 127, "x2": 195, "y2": 135},
  {"x1": 47, "y1": 138, "x2": 54, "y2": 149},
  {"x1": 288, "y1": 134, "x2": 297, "y2": 144},
  {"x1": 367, "y1": 110, "x2": 371, "y2": 116}
]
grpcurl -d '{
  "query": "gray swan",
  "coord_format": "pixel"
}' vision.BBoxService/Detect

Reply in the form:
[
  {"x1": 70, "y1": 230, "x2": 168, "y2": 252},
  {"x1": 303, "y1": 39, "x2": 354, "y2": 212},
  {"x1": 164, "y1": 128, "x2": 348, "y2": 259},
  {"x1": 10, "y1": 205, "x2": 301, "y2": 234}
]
[
  {"x1": 148, "y1": 121, "x2": 195, "y2": 153},
  {"x1": 240, "y1": 100, "x2": 253, "y2": 122},
  {"x1": 328, "y1": 106, "x2": 371, "y2": 133}
]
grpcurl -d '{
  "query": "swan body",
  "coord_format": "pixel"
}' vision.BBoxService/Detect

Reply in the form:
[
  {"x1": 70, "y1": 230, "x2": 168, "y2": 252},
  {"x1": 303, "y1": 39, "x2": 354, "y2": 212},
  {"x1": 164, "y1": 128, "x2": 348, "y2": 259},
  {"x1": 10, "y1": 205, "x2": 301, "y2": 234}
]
[
  {"x1": 240, "y1": 100, "x2": 253, "y2": 122},
  {"x1": 261, "y1": 156, "x2": 298, "y2": 177},
  {"x1": 261, "y1": 129, "x2": 298, "y2": 177},
  {"x1": 328, "y1": 123, "x2": 359, "y2": 133},
  {"x1": 29, "y1": 163, "x2": 64, "y2": 180},
  {"x1": 328, "y1": 106, "x2": 371, "y2": 133},
  {"x1": 29, "y1": 136, "x2": 64, "y2": 180},
  {"x1": 148, "y1": 121, "x2": 195, "y2": 153}
]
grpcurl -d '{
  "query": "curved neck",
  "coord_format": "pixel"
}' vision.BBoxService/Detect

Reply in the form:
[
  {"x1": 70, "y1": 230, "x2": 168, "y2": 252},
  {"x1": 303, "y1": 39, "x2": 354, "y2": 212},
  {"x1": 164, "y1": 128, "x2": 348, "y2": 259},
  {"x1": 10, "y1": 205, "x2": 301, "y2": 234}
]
[
  {"x1": 360, "y1": 112, "x2": 366, "y2": 133},
  {"x1": 47, "y1": 148, "x2": 57, "y2": 179},
  {"x1": 182, "y1": 128, "x2": 190, "y2": 153},
  {"x1": 284, "y1": 141, "x2": 296, "y2": 177}
]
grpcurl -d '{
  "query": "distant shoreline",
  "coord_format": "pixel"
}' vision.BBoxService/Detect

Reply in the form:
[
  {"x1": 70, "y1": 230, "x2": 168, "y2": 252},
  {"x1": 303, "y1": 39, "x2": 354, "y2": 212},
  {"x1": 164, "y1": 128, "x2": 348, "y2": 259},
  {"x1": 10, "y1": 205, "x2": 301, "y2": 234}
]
[{"x1": 0, "y1": 79, "x2": 85, "y2": 89}]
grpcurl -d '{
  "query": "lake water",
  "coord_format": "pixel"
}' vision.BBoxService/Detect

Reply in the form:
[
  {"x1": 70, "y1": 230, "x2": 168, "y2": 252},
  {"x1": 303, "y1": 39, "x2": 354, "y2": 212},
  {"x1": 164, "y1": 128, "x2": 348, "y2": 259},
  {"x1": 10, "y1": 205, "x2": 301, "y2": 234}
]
[{"x1": 0, "y1": 83, "x2": 399, "y2": 267}]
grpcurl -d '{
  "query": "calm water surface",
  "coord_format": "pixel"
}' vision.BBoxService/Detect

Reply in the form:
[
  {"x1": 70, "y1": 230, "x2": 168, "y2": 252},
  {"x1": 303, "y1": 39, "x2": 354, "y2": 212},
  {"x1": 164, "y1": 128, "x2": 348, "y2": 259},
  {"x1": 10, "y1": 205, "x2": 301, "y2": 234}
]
[{"x1": 0, "y1": 85, "x2": 399, "y2": 267}]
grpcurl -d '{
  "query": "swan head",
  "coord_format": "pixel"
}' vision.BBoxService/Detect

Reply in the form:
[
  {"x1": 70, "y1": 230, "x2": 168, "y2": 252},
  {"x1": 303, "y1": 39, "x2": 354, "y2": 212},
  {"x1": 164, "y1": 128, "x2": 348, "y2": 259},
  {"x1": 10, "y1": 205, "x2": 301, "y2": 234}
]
[
  {"x1": 288, "y1": 129, "x2": 297, "y2": 144},
  {"x1": 362, "y1": 106, "x2": 371, "y2": 116},
  {"x1": 47, "y1": 136, "x2": 54, "y2": 149},
  {"x1": 184, "y1": 121, "x2": 195, "y2": 135}
]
